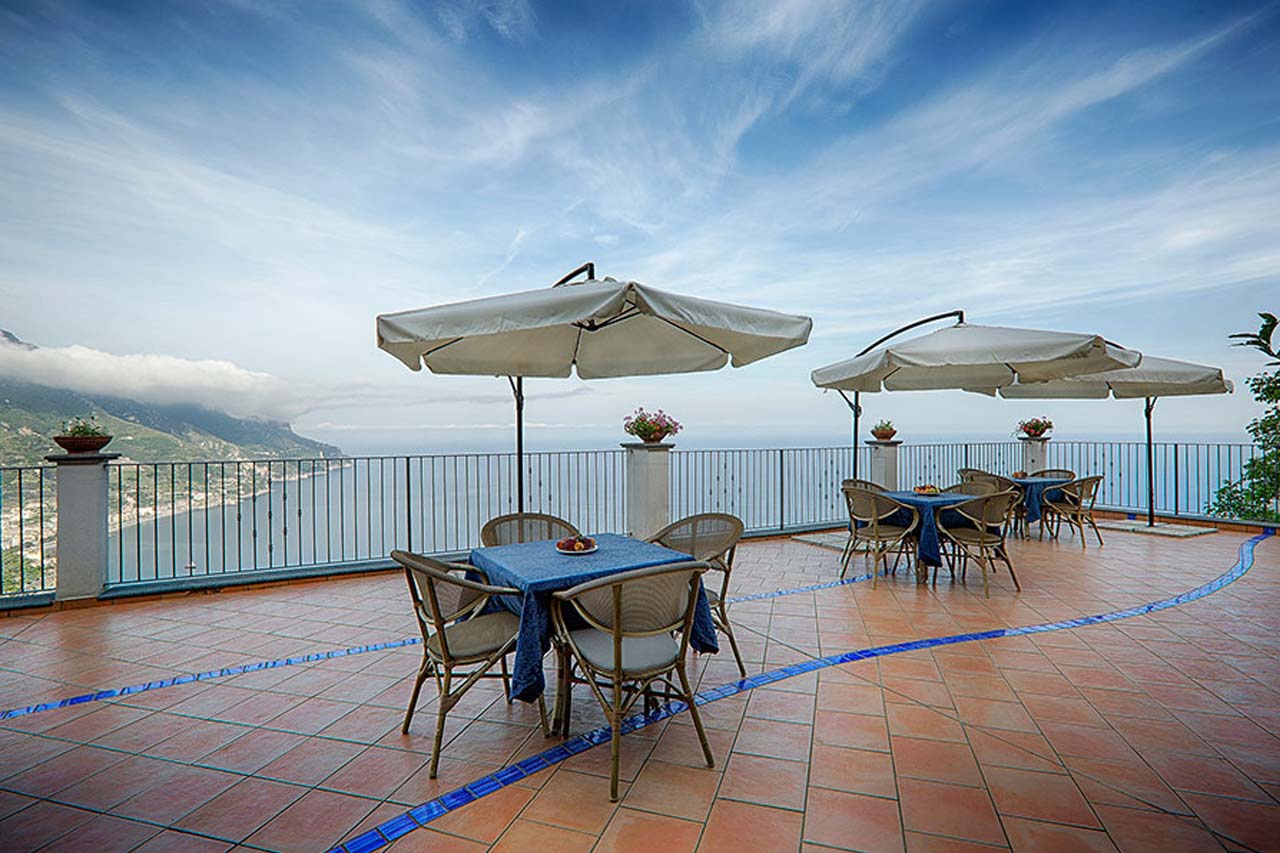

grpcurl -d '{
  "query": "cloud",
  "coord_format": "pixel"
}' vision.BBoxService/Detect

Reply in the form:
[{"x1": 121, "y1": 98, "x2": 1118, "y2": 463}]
[
  {"x1": 0, "y1": 336, "x2": 308, "y2": 421},
  {"x1": 437, "y1": 0, "x2": 536, "y2": 42}
]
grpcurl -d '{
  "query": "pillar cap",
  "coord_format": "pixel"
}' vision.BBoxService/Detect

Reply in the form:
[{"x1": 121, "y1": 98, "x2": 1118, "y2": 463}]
[
  {"x1": 44, "y1": 452, "x2": 122, "y2": 465},
  {"x1": 1016, "y1": 435, "x2": 1052, "y2": 442},
  {"x1": 866, "y1": 439, "x2": 902, "y2": 446},
  {"x1": 620, "y1": 441, "x2": 675, "y2": 450}
]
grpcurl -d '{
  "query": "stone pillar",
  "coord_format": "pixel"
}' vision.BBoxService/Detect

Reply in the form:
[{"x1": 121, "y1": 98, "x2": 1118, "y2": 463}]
[
  {"x1": 622, "y1": 442, "x2": 672, "y2": 539},
  {"x1": 45, "y1": 452, "x2": 119, "y2": 601},
  {"x1": 1019, "y1": 437, "x2": 1050, "y2": 474},
  {"x1": 867, "y1": 440, "x2": 901, "y2": 491}
]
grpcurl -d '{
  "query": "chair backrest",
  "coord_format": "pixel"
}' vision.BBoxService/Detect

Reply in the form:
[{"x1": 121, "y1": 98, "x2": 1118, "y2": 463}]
[
  {"x1": 841, "y1": 478, "x2": 885, "y2": 492},
  {"x1": 969, "y1": 471, "x2": 1021, "y2": 494},
  {"x1": 951, "y1": 490, "x2": 1020, "y2": 532},
  {"x1": 392, "y1": 550, "x2": 499, "y2": 659},
  {"x1": 556, "y1": 561, "x2": 708, "y2": 640},
  {"x1": 1029, "y1": 468, "x2": 1075, "y2": 479},
  {"x1": 648, "y1": 513, "x2": 744, "y2": 569},
  {"x1": 843, "y1": 486, "x2": 908, "y2": 525},
  {"x1": 481, "y1": 512, "x2": 579, "y2": 547},
  {"x1": 1062, "y1": 475, "x2": 1102, "y2": 507},
  {"x1": 957, "y1": 468, "x2": 992, "y2": 483},
  {"x1": 944, "y1": 481, "x2": 997, "y2": 496}
]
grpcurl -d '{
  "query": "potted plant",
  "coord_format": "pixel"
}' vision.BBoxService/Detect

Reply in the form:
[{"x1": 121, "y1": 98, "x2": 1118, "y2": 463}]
[
  {"x1": 54, "y1": 415, "x2": 113, "y2": 454},
  {"x1": 871, "y1": 419, "x2": 897, "y2": 441},
  {"x1": 1016, "y1": 416, "x2": 1053, "y2": 439},
  {"x1": 623, "y1": 408, "x2": 681, "y2": 444}
]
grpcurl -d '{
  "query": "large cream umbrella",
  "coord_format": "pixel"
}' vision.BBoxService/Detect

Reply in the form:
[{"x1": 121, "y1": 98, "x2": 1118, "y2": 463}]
[
  {"x1": 377, "y1": 263, "x2": 813, "y2": 509},
  {"x1": 810, "y1": 311, "x2": 1142, "y2": 476},
  {"x1": 993, "y1": 355, "x2": 1233, "y2": 526}
]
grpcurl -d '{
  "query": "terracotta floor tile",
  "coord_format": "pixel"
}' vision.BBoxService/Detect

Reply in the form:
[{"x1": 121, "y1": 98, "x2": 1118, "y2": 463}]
[
  {"x1": 718, "y1": 753, "x2": 808, "y2": 810},
  {"x1": 597, "y1": 808, "x2": 703, "y2": 853},
  {"x1": 892, "y1": 735, "x2": 985, "y2": 787},
  {"x1": 967, "y1": 729, "x2": 1063, "y2": 774},
  {"x1": 817, "y1": 680, "x2": 886, "y2": 715},
  {"x1": 520, "y1": 768, "x2": 621, "y2": 834},
  {"x1": 732, "y1": 716, "x2": 813, "y2": 761},
  {"x1": 427, "y1": 783, "x2": 536, "y2": 844},
  {"x1": 904, "y1": 831, "x2": 1009, "y2": 852},
  {"x1": 175, "y1": 776, "x2": 307, "y2": 841},
  {"x1": 698, "y1": 799, "x2": 803, "y2": 853},
  {"x1": 1001, "y1": 815, "x2": 1117, "y2": 852},
  {"x1": 1141, "y1": 749, "x2": 1271, "y2": 802},
  {"x1": 321, "y1": 745, "x2": 426, "y2": 799},
  {"x1": 133, "y1": 829, "x2": 241, "y2": 853},
  {"x1": 983, "y1": 765, "x2": 1102, "y2": 828},
  {"x1": 246, "y1": 789, "x2": 378, "y2": 853},
  {"x1": 898, "y1": 778, "x2": 1006, "y2": 846},
  {"x1": 198, "y1": 727, "x2": 306, "y2": 774},
  {"x1": 146, "y1": 719, "x2": 247, "y2": 762},
  {"x1": 257, "y1": 737, "x2": 365, "y2": 785},
  {"x1": 747, "y1": 687, "x2": 817, "y2": 724},
  {"x1": 803, "y1": 786, "x2": 904, "y2": 853},
  {"x1": 1180, "y1": 791, "x2": 1280, "y2": 852},
  {"x1": 0, "y1": 800, "x2": 96, "y2": 851},
  {"x1": 809, "y1": 743, "x2": 898, "y2": 798},
  {"x1": 814, "y1": 709, "x2": 891, "y2": 751},
  {"x1": 623, "y1": 758, "x2": 721, "y2": 821},
  {"x1": 3, "y1": 744, "x2": 127, "y2": 797},
  {"x1": 489, "y1": 817, "x2": 596, "y2": 852},
  {"x1": 885, "y1": 701, "x2": 962, "y2": 742},
  {"x1": 56, "y1": 754, "x2": 184, "y2": 811},
  {"x1": 1062, "y1": 755, "x2": 1189, "y2": 815},
  {"x1": 953, "y1": 695, "x2": 1040, "y2": 733},
  {"x1": 1094, "y1": 803, "x2": 1225, "y2": 852},
  {"x1": 111, "y1": 763, "x2": 242, "y2": 824},
  {"x1": 33, "y1": 813, "x2": 160, "y2": 853}
]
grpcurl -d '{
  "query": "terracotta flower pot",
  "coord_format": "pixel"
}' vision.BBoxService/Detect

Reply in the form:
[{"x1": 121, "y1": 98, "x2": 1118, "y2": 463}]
[
  {"x1": 641, "y1": 433, "x2": 670, "y2": 444},
  {"x1": 871, "y1": 429, "x2": 897, "y2": 441},
  {"x1": 54, "y1": 435, "x2": 112, "y2": 454}
]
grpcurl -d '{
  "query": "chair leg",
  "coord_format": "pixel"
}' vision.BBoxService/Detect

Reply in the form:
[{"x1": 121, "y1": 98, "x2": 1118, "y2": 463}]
[
  {"x1": 719, "y1": 607, "x2": 747, "y2": 678},
  {"x1": 430, "y1": 669, "x2": 453, "y2": 778},
  {"x1": 1088, "y1": 513, "x2": 1104, "y2": 547},
  {"x1": 500, "y1": 654, "x2": 513, "y2": 704},
  {"x1": 980, "y1": 552, "x2": 990, "y2": 599},
  {"x1": 608, "y1": 711, "x2": 622, "y2": 803},
  {"x1": 839, "y1": 535, "x2": 856, "y2": 577},
  {"x1": 676, "y1": 663, "x2": 715, "y2": 769},
  {"x1": 402, "y1": 656, "x2": 431, "y2": 734},
  {"x1": 537, "y1": 691, "x2": 551, "y2": 738},
  {"x1": 998, "y1": 548, "x2": 1021, "y2": 591}
]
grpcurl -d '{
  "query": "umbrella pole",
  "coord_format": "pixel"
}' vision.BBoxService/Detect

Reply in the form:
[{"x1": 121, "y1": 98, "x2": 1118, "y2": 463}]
[
  {"x1": 509, "y1": 377, "x2": 526, "y2": 512},
  {"x1": 839, "y1": 391, "x2": 862, "y2": 478},
  {"x1": 1145, "y1": 396, "x2": 1157, "y2": 527}
]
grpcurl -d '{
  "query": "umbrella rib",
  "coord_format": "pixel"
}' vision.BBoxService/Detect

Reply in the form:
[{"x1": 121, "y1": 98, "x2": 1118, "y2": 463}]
[
  {"x1": 421, "y1": 337, "x2": 465, "y2": 359},
  {"x1": 655, "y1": 317, "x2": 730, "y2": 356}
]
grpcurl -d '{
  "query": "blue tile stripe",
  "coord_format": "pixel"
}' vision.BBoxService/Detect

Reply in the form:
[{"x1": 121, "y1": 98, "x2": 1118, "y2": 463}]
[
  {"x1": 0, "y1": 568, "x2": 878, "y2": 721},
  {"x1": 325, "y1": 533, "x2": 1269, "y2": 853}
]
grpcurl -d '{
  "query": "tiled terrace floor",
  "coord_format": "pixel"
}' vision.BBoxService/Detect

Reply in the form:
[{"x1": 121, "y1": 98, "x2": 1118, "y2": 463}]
[{"x1": 0, "y1": 528, "x2": 1277, "y2": 852}]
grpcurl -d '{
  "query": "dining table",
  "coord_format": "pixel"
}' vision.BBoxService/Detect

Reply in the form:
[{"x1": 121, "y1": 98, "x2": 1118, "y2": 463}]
[
  {"x1": 883, "y1": 490, "x2": 973, "y2": 580},
  {"x1": 1009, "y1": 476, "x2": 1072, "y2": 525},
  {"x1": 468, "y1": 532, "x2": 719, "y2": 704}
]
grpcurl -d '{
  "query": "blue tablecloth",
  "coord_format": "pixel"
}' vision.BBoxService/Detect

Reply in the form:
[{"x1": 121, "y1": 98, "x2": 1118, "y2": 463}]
[
  {"x1": 469, "y1": 532, "x2": 719, "y2": 702},
  {"x1": 883, "y1": 491, "x2": 971, "y2": 567},
  {"x1": 1011, "y1": 477, "x2": 1071, "y2": 524}
]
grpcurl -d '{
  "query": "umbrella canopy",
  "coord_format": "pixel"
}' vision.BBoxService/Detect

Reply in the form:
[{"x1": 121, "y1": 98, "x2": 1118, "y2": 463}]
[
  {"x1": 379, "y1": 276, "x2": 813, "y2": 379},
  {"x1": 376, "y1": 265, "x2": 812, "y2": 513},
  {"x1": 993, "y1": 355, "x2": 1232, "y2": 399},
  {"x1": 810, "y1": 322, "x2": 1141, "y2": 393},
  {"x1": 987, "y1": 355, "x2": 1232, "y2": 527}
]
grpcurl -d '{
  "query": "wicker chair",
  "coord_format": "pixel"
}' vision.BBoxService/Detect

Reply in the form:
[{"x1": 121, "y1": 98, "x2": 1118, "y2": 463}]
[
  {"x1": 392, "y1": 550, "x2": 546, "y2": 777},
  {"x1": 1042, "y1": 476, "x2": 1104, "y2": 548},
  {"x1": 841, "y1": 486, "x2": 919, "y2": 587},
  {"x1": 944, "y1": 481, "x2": 997, "y2": 496},
  {"x1": 962, "y1": 472, "x2": 1027, "y2": 538},
  {"x1": 551, "y1": 561, "x2": 714, "y2": 801},
  {"x1": 841, "y1": 478, "x2": 886, "y2": 492},
  {"x1": 957, "y1": 468, "x2": 991, "y2": 483},
  {"x1": 936, "y1": 490, "x2": 1021, "y2": 597},
  {"x1": 1028, "y1": 468, "x2": 1076, "y2": 479},
  {"x1": 480, "y1": 512, "x2": 579, "y2": 547},
  {"x1": 648, "y1": 513, "x2": 747, "y2": 677}
]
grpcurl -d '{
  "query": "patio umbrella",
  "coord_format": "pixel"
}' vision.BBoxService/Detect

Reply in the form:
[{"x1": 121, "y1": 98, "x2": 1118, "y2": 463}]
[
  {"x1": 810, "y1": 313, "x2": 1141, "y2": 476},
  {"x1": 377, "y1": 263, "x2": 813, "y2": 510},
  {"x1": 993, "y1": 355, "x2": 1233, "y2": 526}
]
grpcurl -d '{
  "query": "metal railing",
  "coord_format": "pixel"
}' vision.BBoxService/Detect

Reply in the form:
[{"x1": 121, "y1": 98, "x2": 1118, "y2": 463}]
[
  {"x1": 105, "y1": 451, "x2": 625, "y2": 587},
  {"x1": 0, "y1": 466, "x2": 56, "y2": 597},
  {"x1": 0, "y1": 439, "x2": 1269, "y2": 600}
]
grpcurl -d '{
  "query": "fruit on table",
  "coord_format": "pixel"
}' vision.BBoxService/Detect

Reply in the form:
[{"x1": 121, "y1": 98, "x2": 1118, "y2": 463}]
[
  {"x1": 556, "y1": 535, "x2": 596, "y2": 552},
  {"x1": 913, "y1": 484, "x2": 941, "y2": 495}
]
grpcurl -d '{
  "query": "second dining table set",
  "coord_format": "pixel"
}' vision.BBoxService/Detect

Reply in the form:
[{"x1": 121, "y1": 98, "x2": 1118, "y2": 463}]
[{"x1": 839, "y1": 467, "x2": 1105, "y2": 596}]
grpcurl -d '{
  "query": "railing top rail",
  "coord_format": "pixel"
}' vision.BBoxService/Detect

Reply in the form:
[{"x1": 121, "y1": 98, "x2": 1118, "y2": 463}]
[
  {"x1": 100, "y1": 448, "x2": 628, "y2": 468},
  {"x1": 0, "y1": 464, "x2": 56, "y2": 473}
]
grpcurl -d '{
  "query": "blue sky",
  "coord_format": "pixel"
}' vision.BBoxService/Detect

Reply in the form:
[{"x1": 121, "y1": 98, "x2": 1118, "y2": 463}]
[{"x1": 1, "y1": 0, "x2": 1277, "y2": 454}]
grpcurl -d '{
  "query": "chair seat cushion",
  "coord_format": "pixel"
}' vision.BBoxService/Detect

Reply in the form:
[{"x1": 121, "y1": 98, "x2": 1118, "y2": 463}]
[
  {"x1": 854, "y1": 524, "x2": 911, "y2": 540},
  {"x1": 945, "y1": 527, "x2": 1002, "y2": 546},
  {"x1": 569, "y1": 629, "x2": 679, "y2": 676},
  {"x1": 428, "y1": 611, "x2": 520, "y2": 661}
]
